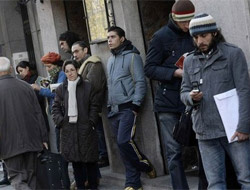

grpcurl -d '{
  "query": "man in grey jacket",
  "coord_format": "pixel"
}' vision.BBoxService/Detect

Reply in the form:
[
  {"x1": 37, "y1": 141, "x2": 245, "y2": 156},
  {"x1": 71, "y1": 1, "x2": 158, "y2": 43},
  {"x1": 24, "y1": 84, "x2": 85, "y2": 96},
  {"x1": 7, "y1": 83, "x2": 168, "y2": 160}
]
[
  {"x1": 107, "y1": 26, "x2": 156, "y2": 190},
  {"x1": 0, "y1": 57, "x2": 48, "y2": 189},
  {"x1": 181, "y1": 13, "x2": 250, "y2": 189}
]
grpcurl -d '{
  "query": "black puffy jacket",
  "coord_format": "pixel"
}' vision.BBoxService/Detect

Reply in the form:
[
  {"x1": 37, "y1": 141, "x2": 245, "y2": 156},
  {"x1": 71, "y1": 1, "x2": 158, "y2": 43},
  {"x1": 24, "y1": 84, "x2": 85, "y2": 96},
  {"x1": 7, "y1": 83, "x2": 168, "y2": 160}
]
[
  {"x1": 52, "y1": 77, "x2": 99, "y2": 162},
  {"x1": 145, "y1": 15, "x2": 195, "y2": 113}
]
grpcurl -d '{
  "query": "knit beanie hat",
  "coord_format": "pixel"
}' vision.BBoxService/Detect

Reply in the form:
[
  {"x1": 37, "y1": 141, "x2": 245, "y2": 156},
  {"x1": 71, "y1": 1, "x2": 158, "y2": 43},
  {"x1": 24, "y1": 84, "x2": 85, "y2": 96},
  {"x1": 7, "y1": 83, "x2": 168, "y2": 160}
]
[
  {"x1": 41, "y1": 52, "x2": 61, "y2": 65},
  {"x1": 171, "y1": 0, "x2": 195, "y2": 22},
  {"x1": 189, "y1": 13, "x2": 218, "y2": 36}
]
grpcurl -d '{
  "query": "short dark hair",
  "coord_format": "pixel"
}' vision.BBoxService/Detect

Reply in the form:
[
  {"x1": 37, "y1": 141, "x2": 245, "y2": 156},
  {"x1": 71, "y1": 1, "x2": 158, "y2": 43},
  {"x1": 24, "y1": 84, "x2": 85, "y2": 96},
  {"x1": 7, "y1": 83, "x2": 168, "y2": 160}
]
[
  {"x1": 72, "y1": 41, "x2": 88, "y2": 49},
  {"x1": 59, "y1": 31, "x2": 80, "y2": 49},
  {"x1": 62, "y1": 59, "x2": 79, "y2": 72},
  {"x1": 16, "y1": 61, "x2": 31, "y2": 73},
  {"x1": 108, "y1": 26, "x2": 125, "y2": 38}
]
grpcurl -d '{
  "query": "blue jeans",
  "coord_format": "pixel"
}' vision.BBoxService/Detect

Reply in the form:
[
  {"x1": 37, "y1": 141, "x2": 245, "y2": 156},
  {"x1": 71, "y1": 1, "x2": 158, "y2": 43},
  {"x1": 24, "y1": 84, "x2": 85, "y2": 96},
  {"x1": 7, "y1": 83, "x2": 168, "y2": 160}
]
[
  {"x1": 158, "y1": 112, "x2": 189, "y2": 190},
  {"x1": 109, "y1": 109, "x2": 152, "y2": 189},
  {"x1": 199, "y1": 137, "x2": 250, "y2": 190}
]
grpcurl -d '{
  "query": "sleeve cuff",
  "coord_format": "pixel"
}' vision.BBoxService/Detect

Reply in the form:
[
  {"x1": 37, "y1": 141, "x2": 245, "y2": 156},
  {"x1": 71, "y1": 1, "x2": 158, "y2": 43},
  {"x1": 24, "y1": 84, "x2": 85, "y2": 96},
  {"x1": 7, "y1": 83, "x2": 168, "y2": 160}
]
[{"x1": 132, "y1": 104, "x2": 140, "y2": 113}]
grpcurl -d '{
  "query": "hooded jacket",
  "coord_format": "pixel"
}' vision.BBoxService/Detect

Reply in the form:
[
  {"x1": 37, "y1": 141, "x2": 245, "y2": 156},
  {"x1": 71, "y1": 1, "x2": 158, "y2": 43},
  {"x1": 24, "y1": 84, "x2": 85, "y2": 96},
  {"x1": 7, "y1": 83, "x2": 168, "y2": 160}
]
[
  {"x1": 145, "y1": 15, "x2": 195, "y2": 113},
  {"x1": 107, "y1": 40, "x2": 146, "y2": 116}
]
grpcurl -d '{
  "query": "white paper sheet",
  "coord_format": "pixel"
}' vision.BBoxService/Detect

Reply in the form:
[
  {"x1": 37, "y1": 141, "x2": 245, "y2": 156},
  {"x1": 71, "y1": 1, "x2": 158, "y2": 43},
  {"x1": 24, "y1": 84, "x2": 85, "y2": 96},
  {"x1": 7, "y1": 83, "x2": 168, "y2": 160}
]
[{"x1": 213, "y1": 89, "x2": 238, "y2": 143}]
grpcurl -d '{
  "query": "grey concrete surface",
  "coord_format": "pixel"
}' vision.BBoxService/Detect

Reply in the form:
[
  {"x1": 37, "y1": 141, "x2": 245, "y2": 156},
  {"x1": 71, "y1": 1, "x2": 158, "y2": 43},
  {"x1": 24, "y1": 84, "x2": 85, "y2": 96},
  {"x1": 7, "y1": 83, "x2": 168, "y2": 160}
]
[{"x1": 0, "y1": 165, "x2": 198, "y2": 190}]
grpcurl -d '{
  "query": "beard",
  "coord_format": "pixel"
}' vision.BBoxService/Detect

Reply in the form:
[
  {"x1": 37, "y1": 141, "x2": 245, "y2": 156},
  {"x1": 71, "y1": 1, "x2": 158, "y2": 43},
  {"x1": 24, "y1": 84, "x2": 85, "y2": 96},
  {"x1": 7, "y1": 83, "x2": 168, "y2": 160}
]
[{"x1": 195, "y1": 36, "x2": 216, "y2": 54}]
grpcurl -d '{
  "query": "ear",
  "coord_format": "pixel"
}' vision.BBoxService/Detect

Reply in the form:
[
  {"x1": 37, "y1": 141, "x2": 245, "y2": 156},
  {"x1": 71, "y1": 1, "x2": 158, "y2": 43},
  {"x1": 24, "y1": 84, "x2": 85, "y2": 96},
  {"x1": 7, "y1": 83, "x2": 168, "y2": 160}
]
[
  {"x1": 83, "y1": 47, "x2": 88, "y2": 54},
  {"x1": 120, "y1": 36, "x2": 125, "y2": 43},
  {"x1": 212, "y1": 32, "x2": 218, "y2": 37}
]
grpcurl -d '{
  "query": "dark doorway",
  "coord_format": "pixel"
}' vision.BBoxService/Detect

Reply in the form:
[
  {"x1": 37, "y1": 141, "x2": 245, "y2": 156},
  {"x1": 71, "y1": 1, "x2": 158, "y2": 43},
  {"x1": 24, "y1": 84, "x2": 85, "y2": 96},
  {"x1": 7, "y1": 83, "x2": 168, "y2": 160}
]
[
  {"x1": 64, "y1": 0, "x2": 89, "y2": 44},
  {"x1": 19, "y1": 3, "x2": 36, "y2": 68},
  {"x1": 138, "y1": 0, "x2": 174, "y2": 50}
]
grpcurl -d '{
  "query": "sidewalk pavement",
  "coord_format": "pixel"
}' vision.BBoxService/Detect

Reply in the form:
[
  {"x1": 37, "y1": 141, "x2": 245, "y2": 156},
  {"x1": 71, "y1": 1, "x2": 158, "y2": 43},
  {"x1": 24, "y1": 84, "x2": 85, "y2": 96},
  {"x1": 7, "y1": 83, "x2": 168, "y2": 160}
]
[{"x1": 0, "y1": 166, "x2": 198, "y2": 190}]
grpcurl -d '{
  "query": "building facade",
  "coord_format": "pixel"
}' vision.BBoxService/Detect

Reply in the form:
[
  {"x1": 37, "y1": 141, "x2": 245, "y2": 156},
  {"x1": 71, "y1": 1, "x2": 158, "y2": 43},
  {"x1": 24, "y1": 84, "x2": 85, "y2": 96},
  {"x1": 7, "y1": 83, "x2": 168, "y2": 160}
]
[{"x1": 1, "y1": 0, "x2": 250, "y2": 176}]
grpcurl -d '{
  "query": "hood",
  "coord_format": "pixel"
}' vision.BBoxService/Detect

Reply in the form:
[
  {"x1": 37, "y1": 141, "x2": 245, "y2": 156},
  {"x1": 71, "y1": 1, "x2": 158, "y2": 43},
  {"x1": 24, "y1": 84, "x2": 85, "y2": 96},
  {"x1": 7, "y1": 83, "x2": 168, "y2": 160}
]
[{"x1": 111, "y1": 40, "x2": 140, "y2": 56}]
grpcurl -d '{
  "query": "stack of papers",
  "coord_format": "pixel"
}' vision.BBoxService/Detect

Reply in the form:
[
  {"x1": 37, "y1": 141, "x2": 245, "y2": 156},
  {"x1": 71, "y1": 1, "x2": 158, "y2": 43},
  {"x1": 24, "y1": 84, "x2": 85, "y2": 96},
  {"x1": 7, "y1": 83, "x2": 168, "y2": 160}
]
[{"x1": 214, "y1": 89, "x2": 238, "y2": 143}]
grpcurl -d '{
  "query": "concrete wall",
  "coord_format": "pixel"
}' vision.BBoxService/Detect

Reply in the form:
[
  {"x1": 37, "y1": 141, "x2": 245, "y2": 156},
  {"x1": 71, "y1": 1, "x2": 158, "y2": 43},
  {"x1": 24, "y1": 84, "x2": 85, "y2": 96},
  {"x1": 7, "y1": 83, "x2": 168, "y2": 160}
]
[
  {"x1": 192, "y1": 0, "x2": 250, "y2": 68},
  {"x1": 51, "y1": 0, "x2": 68, "y2": 60},
  {"x1": 0, "y1": 1, "x2": 26, "y2": 59},
  {"x1": 27, "y1": 0, "x2": 67, "y2": 76}
]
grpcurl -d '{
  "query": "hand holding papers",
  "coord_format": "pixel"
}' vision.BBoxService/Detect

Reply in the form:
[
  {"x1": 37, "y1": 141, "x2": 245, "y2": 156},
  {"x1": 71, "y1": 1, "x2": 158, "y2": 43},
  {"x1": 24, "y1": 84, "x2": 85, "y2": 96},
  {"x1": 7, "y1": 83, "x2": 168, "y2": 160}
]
[
  {"x1": 213, "y1": 89, "x2": 238, "y2": 143},
  {"x1": 50, "y1": 83, "x2": 61, "y2": 92},
  {"x1": 35, "y1": 76, "x2": 51, "y2": 88}
]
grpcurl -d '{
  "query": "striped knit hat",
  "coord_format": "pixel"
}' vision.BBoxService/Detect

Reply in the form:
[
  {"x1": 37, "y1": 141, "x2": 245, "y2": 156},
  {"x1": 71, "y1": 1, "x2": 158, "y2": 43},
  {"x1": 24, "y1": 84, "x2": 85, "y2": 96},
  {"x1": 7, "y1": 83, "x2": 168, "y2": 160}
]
[
  {"x1": 171, "y1": 0, "x2": 195, "y2": 22},
  {"x1": 189, "y1": 13, "x2": 218, "y2": 36}
]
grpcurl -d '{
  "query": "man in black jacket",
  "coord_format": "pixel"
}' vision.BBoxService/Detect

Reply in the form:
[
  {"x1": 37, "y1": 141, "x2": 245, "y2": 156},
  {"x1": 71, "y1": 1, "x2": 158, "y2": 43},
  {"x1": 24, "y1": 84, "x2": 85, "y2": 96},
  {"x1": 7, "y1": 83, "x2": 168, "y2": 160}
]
[{"x1": 144, "y1": 0, "x2": 195, "y2": 189}]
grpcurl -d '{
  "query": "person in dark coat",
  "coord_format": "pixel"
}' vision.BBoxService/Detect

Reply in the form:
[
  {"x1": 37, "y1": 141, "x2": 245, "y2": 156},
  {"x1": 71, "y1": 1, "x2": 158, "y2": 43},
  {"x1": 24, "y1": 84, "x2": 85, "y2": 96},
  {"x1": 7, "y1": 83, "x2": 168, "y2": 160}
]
[
  {"x1": 0, "y1": 57, "x2": 48, "y2": 190},
  {"x1": 52, "y1": 59, "x2": 99, "y2": 189},
  {"x1": 16, "y1": 60, "x2": 50, "y2": 132},
  {"x1": 144, "y1": 1, "x2": 195, "y2": 189}
]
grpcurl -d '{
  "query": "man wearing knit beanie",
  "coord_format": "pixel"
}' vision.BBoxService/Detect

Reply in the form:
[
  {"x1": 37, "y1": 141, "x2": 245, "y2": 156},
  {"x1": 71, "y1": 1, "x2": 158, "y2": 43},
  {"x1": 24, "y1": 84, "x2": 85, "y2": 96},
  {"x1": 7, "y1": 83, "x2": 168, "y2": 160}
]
[
  {"x1": 181, "y1": 13, "x2": 250, "y2": 189},
  {"x1": 145, "y1": 1, "x2": 195, "y2": 189}
]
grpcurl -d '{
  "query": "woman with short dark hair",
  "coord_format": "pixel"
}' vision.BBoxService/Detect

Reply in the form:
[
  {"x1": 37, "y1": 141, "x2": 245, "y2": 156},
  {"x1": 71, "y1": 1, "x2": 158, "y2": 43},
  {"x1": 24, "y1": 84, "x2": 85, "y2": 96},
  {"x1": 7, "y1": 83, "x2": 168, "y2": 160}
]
[{"x1": 52, "y1": 59, "x2": 99, "y2": 189}]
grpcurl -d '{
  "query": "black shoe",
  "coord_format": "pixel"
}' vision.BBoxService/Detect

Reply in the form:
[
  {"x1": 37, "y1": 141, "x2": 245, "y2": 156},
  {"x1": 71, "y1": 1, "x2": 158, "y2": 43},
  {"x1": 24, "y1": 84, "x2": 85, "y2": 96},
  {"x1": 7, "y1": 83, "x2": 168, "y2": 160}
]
[
  {"x1": 0, "y1": 178, "x2": 10, "y2": 185},
  {"x1": 98, "y1": 156, "x2": 109, "y2": 168}
]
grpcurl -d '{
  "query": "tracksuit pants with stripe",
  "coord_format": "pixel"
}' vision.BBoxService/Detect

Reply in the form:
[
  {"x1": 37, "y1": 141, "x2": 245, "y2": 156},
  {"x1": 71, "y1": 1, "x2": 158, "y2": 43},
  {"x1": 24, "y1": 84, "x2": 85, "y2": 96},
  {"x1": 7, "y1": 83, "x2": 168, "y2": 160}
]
[{"x1": 109, "y1": 108, "x2": 151, "y2": 189}]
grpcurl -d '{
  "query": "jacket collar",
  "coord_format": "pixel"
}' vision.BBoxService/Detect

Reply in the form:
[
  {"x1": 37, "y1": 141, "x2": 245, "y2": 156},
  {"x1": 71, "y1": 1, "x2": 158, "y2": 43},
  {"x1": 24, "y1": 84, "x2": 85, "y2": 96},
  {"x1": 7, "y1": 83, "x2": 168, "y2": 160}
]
[{"x1": 193, "y1": 42, "x2": 227, "y2": 68}]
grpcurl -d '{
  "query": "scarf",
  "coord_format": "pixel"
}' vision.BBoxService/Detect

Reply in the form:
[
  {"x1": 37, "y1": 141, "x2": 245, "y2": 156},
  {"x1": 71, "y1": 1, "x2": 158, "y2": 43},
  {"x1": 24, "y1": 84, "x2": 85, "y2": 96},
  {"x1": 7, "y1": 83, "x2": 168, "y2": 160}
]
[
  {"x1": 48, "y1": 66, "x2": 61, "y2": 83},
  {"x1": 23, "y1": 71, "x2": 31, "y2": 82},
  {"x1": 67, "y1": 76, "x2": 80, "y2": 123}
]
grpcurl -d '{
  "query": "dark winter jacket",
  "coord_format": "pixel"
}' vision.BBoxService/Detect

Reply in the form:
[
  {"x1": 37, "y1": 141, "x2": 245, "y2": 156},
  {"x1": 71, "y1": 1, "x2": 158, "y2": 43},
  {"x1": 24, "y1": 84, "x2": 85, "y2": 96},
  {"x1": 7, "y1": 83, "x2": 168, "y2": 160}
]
[
  {"x1": 0, "y1": 75, "x2": 48, "y2": 160},
  {"x1": 145, "y1": 15, "x2": 195, "y2": 113},
  {"x1": 23, "y1": 73, "x2": 49, "y2": 131},
  {"x1": 78, "y1": 55, "x2": 106, "y2": 113},
  {"x1": 107, "y1": 40, "x2": 147, "y2": 116},
  {"x1": 52, "y1": 77, "x2": 99, "y2": 162}
]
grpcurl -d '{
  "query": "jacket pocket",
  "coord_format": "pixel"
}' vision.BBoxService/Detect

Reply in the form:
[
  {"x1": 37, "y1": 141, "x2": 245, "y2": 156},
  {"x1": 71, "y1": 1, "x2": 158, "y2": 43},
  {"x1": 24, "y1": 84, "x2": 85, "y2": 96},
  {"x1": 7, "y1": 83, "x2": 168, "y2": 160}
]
[
  {"x1": 189, "y1": 67, "x2": 201, "y2": 84},
  {"x1": 121, "y1": 81, "x2": 128, "y2": 96},
  {"x1": 211, "y1": 62, "x2": 229, "y2": 83}
]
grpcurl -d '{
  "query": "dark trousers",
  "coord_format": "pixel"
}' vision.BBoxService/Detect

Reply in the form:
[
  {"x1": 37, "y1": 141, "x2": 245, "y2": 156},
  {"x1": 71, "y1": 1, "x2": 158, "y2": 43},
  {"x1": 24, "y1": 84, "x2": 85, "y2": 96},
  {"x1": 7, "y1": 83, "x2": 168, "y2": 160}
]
[
  {"x1": 72, "y1": 162, "x2": 98, "y2": 190},
  {"x1": 109, "y1": 109, "x2": 151, "y2": 189},
  {"x1": 96, "y1": 116, "x2": 108, "y2": 158},
  {"x1": 4, "y1": 152, "x2": 37, "y2": 190}
]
